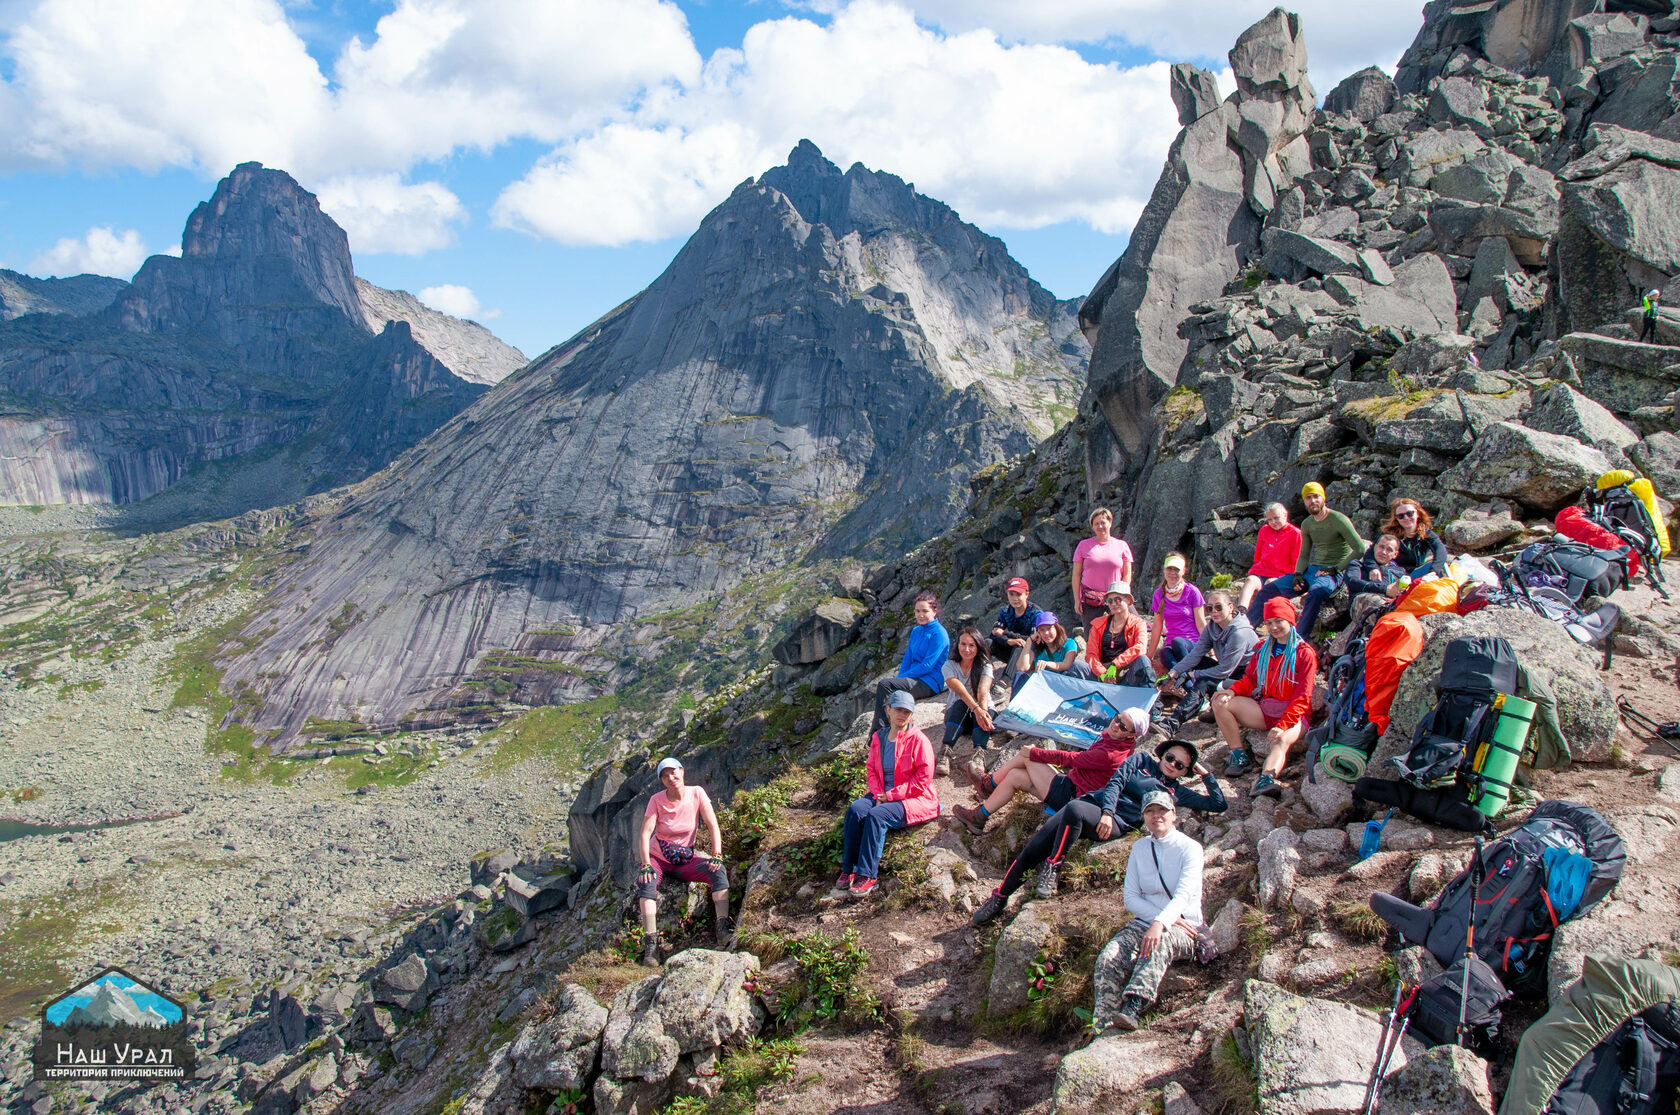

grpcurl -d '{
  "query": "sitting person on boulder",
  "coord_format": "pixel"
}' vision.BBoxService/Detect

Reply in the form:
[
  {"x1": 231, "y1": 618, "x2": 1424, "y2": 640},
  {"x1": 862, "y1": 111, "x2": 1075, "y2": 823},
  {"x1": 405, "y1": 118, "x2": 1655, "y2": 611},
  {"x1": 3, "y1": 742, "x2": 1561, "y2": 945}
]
[
  {"x1": 1238, "y1": 503, "x2": 1303, "y2": 613},
  {"x1": 1090, "y1": 789, "x2": 1205, "y2": 1034},
  {"x1": 942, "y1": 625, "x2": 997, "y2": 758},
  {"x1": 835, "y1": 689, "x2": 939, "y2": 899},
  {"x1": 871, "y1": 590, "x2": 949, "y2": 761},
  {"x1": 1385, "y1": 496, "x2": 1449, "y2": 575},
  {"x1": 1147, "y1": 553, "x2": 1207, "y2": 676},
  {"x1": 1075, "y1": 582, "x2": 1151, "y2": 687},
  {"x1": 1156, "y1": 589, "x2": 1257, "y2": 736},
  {"x1": 1335, "y1": 532, "x2": 1407, "y2": 654},
  {"x1": 636, "y1": 758, "x2": 732, "y2": 966},
  {"x1": 949, "y1": 707, "x2": 1149, "y2": 834},
  {"x1": 1247, "y1": 482, "x2": 1365, "y2": 638},
  {"x1": 989, "y1": 576, "x2": 1043, "y2": 685},
  {"x1": 971, "y1": 739, "x2": 1224, "y2": 924},
  {"x1": 1211, "y1": 598, "x2": 1318, "y2": 799},
  {"x1": 1012, "y1": 613, "x2": 1082, "y2": 694}
]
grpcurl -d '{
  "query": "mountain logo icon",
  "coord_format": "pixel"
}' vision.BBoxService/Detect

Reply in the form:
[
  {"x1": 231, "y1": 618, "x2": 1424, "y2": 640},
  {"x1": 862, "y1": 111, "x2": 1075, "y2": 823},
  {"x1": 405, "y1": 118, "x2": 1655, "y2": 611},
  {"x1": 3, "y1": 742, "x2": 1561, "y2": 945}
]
[{"x1": 33, "y1": 967, "x2": 195, "y2": 1084}]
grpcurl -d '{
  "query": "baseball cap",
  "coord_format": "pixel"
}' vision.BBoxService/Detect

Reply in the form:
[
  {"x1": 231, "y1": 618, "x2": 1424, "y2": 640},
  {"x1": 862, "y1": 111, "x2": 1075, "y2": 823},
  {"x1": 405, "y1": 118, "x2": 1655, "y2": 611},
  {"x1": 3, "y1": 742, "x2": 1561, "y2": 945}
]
[
  {"x1": 1141, "y1": 789, "x2": 1176, "y2": 813},
  {"x1": 655, "y1": 757, "x2": 683, "y2": 776},
  {"x1": 887, "y1": 690, "x2": 917, "y2": 710},
  {"x1": 1005, "y1": 577, "x2": 1030, "y2": 593},
  {"x1": 1105, "y1": 580, "x2": 1132, "y2": 599}
]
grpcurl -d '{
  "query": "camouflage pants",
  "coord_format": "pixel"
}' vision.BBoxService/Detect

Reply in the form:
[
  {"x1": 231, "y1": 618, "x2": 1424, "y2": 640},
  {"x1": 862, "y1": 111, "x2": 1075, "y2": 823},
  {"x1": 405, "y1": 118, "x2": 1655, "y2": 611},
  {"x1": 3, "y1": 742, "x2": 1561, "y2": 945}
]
[{"x1": 1092, "y1": 918, "x2": 1197, "y2": 1028}]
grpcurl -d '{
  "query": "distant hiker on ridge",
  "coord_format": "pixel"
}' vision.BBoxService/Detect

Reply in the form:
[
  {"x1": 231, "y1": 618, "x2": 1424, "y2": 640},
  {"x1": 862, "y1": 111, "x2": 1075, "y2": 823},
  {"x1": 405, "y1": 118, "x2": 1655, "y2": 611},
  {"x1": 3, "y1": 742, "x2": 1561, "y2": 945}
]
[{"x1": 1640, "y1": 288, "x2": 1662, "y2": 343}]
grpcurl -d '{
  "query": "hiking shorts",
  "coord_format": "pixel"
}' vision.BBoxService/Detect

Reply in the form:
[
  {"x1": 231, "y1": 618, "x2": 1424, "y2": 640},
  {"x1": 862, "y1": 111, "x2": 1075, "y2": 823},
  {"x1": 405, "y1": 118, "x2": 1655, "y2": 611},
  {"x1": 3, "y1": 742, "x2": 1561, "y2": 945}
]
[
  {"x1": 1044, "y1": 773, "x2": 1077, "y2": 812},
  {"x1": 636, "y1": 852, "x2": 728, "y2": 901}
]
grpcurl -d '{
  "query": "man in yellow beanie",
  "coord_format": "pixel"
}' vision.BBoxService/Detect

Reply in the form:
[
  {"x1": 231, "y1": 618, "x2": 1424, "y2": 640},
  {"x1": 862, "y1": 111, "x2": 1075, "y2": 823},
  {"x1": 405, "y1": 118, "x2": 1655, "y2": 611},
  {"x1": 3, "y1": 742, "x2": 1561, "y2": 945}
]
[{"x1": 1246, "y1": 482, "x2": 1366, "y2": 637}]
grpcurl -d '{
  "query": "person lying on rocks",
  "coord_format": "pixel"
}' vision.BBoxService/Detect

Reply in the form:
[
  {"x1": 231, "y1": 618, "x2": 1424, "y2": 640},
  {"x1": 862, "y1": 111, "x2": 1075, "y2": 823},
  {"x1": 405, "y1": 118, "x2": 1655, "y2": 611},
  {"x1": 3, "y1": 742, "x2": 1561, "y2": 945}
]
[
  {"x1": 1071, "y1": 582, "x2": 1151, "y2": 688},
  {"x1": 1211, "y1": 598, "x2": 1318, "y2": 800},
  {"x1": 871, "y1": 590, "x2": 950, "y2": 769},
  {"x1": 1385, "y1": 496, "x2": 1449, "y2": 575},
  {"x1": 1238, "y1": 502, "x2": 1302, "y2": 613},
  {"x1": 1011, "y1": 613, "x2": 1082, "y2": 695},
  {"x1": 942, "y1": 625, "x2": 997, "y2": 759},
  {"x1": 636, "y1": 757, "x2": 732, "y2": 966},
  {"x1": 971, "y1": 739, "x2": 1224, "y2": 925},
  {"x1": 835, "y1": 689, "x2": 940, "y2": 899},
  {"x1": 1147, "y1": 553, "x2": 1206, "y2": 678},
  {"x1": 949, "y1": 707, "x2": 1149, "y2": 834},
  {"x1": 1155, "y1": 589, "x2": 1257, "y2": 737},
  {"x1": 989, "y1": 576, "x2": 1042, "y2": 687},
  {"x1": 1090, "y1": 789, "x2": 1205, "y2": 1035},
  {"x1": 1071, "y1": 507, "x2": 1134, "y2": 633},
  {"x1": 1247, "y1": 481, "x2": 1365, "y2": 638}
]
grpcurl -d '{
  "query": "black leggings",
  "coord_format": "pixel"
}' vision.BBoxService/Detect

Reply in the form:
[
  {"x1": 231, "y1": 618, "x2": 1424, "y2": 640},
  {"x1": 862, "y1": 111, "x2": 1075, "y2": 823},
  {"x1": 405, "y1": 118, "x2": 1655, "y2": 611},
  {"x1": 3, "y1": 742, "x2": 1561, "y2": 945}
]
[
  {"x1": 872, "y1": 677, "x2": 936, "y2": 738},
  {"x1": 997, "y1": 800, "x2": 1120, "y2": 898}
]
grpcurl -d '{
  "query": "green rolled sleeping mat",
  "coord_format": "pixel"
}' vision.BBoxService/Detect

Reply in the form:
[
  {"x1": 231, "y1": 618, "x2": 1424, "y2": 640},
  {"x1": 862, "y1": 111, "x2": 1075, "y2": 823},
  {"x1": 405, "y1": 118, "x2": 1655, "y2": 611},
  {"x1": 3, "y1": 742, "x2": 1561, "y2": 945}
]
[{"x1": 1319, "y1": 742, "x2": 1368, "y2": 782}]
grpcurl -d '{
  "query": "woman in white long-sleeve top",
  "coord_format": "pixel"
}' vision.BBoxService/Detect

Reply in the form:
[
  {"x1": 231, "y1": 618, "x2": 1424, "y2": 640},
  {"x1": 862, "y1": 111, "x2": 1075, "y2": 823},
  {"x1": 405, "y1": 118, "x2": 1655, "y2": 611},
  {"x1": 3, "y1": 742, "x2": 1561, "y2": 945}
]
[{"x1": 1090, "y1": 787, "x2": 1205, "y2": 1034}]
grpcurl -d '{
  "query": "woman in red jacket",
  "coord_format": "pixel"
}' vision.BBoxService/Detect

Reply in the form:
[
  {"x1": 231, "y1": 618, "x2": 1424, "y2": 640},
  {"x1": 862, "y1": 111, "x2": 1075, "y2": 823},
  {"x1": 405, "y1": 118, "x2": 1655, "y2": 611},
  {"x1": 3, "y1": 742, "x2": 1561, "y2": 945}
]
[
  {"x1": 1211, "y1": 598, "x2": 1317, "y2": 800},
  {"x1": 949, "y1": 707, "x2": 1149, "y2": 834},
  {"x1": 835, "y1": 689, "x2": 940, "y2": 898}
]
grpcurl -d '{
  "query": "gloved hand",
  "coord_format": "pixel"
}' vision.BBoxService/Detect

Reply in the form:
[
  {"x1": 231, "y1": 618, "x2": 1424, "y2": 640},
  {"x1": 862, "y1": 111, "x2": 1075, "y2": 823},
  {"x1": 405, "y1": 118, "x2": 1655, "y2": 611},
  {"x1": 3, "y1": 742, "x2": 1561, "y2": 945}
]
[{"x1": 1292, "y1": 573, "x2": 1308, "y2": 594}]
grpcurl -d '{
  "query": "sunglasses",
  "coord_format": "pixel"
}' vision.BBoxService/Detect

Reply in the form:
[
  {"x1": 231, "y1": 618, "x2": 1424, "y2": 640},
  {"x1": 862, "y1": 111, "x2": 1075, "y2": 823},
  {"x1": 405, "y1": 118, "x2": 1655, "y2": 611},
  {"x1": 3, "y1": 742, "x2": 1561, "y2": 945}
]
[
  {"x1": 1209, "y1": 603, "x2": 1227, "y2": 613},
  {"x1": 1159, "y1": 753, "x2": 1190, "y2": 770},
  {"x1": 1395, "y1": 509, "x2": 1417, "y2": 519}
]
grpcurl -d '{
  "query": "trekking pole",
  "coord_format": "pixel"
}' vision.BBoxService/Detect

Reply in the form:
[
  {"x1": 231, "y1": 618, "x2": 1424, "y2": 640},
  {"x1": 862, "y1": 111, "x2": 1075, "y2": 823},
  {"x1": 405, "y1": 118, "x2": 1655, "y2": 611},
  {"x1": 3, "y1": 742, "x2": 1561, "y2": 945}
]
[
  {"x1": 1360, "y1": 978, "x2": 1404, "y2": 1115},
  {"x1": 1457, "y1": 836, "x2": 1485, "y2": 1047},
  {"x1": 1618, "y1": 696, "x2": 1680, "y2": 757},
  {"x1": 1370, "y1": 987, "x2": 1417, "y2": 1112}
]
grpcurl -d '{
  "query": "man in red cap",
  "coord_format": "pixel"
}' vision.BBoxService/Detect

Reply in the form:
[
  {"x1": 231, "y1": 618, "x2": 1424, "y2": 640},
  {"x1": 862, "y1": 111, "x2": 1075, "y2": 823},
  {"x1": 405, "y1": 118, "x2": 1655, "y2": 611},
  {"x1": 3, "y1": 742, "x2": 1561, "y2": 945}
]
[
  {"x1": 990, "y1": 576, "x2": 1043, "y2": 685},
  {"x1": 1210, "y1": 597, "x2": 1318, "y2": 798}
]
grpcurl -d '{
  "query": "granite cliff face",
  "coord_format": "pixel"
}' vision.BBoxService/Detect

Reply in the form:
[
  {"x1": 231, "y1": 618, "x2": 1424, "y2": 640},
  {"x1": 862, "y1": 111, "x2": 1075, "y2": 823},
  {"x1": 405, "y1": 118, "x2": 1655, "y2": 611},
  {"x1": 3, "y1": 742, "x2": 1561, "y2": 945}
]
[
  {"x1": 355, "y1": 280, "x2": 527, "y2": 386},
  {"x1": 0, "y1": 164, "x2": 504, "y2": 510},
  {"x1": 217, "y1": 142, "x2": 1087, "y2": 742}
]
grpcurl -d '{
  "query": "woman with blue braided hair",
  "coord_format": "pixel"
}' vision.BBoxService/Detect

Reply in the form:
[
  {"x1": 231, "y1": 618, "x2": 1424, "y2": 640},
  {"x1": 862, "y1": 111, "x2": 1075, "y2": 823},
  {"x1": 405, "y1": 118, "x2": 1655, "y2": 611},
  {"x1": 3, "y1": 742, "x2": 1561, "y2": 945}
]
[{"x1": 1210, "y1": 597, "x2": 1318, "y2": 800}]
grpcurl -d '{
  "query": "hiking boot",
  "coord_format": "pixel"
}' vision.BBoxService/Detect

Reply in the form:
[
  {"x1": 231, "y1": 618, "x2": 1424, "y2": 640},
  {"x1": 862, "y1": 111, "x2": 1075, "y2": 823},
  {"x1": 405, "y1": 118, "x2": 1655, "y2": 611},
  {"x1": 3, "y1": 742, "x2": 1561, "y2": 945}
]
[
  {"x1": 1033, "y1": 862, "x2": 1059, "y2": 899},
  {"x1": 971, "y1": 891, "x2": 1007, "y2": 925},
  {"x1": 1158, "y1": 677, "x2": 1185, "y2": 699},
  {"x1": 640, "y1": 936, "x2": 661, "y2": 968},
  {"x1": 935, "y1": 749, "x2": 952, "y2": 777},
  {"x1": 952, "y1": 803, "x2": 989, "y2": 835},
  {"x1": 833, "y1": 871, "x2": 855, "y2": 892},
  {"x1": 714, "y1": 913, "x2": 736, "y2": 946},
  {"x1": 961, "y1": 764, "x2": 995, "y2": 797},
  {"x1": 1225, "y1": 748, "x2": 1254, "y2": 777},
  {"x1": 1113, "y1": 994, "x2": 1148, "y2": 1032},
  {"x1": 1253, "y1": 773, "x2": 1283, "y2": 799},
  {"x1": 848, "y1": 876, "x2": 878, "y2": 898}
]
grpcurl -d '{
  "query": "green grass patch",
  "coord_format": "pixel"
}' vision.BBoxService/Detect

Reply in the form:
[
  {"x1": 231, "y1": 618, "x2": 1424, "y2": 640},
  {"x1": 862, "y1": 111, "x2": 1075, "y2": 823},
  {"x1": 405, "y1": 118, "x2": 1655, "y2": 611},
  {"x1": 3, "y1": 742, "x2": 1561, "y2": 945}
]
[
  {"x1": 0, "y1": 874, "x2": 137, "y2": 1022},
  {"x1": 56, "y1": 679, "x2": 104, "y2": 700},
  {"x1": 773, "y1": 927, "x2": 880, "y2": 1028},
  {"x1": 718, "y1": 772, "x2": 801, "y2": 862},
  {"x1": 477, "y1": 694, "x2": 620, "y2": 776},
  {"x1": 326, "y1": 744, "x2": 432, "y2": 791},
  {"x1": 662, "y1": 1036, "x2": 804, "y2": 1115}
]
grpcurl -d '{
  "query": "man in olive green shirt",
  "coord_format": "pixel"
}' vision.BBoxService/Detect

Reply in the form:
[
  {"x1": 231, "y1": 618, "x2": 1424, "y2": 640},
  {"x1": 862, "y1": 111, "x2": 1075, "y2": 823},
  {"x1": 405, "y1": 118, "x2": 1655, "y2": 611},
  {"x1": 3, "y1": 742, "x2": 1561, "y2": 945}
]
[{"x1": 1248, "y1": 482, "x2": 1367, "y2": 637}]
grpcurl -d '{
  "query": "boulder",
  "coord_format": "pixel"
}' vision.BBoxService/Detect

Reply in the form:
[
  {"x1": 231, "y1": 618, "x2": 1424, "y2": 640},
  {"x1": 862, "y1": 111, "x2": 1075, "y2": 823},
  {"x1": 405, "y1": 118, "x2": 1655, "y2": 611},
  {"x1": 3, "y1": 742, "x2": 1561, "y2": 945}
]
[
  {"x1": 375, "y1": 953, "x2": 435, "y2": 1013},
  {"x1": 989, "y1": 902, "x2": 1055, "y2": 1017},
  {"x1": 1171, "y1": 64, "x2": 1222, "y2": 125},
  {"x1": 1525, "y1": 383, "x2": 1640, "y2": 450},
  {"x1": 511, "y1": 984, "x2": 608, "y2": 1092},
  {"x1": 1555, "y1": 332, "x2": 1680, "y2": 417},
  {"x1": 1163, "y1": 1080, "x2": 1203, "y2": 1115},
  {"x1": 1567, "y1": 11, "x2": 1650, "y2": 69},
  {"x1": 1465, "y1": 235, "x2": 1522, "y2": 311},
  {"x1": 1429, "y1": 77, "x2": 1493, "y2": 136},
  {"x1": 506, "y1": 873, "x2": 572, "y2": 917},
  {"x1": 1050, "y1": 1035, "x2": 1181, "y2": 1115},
  {"x1": 1261, "y1": 228, "x2": 1363, "y2": 282},
  {"x1": 268, "y1": 991, "x2": 308, "y2": 1053},
  {"x1": 1440, "y1": 504, "x2": 1525, "y2": 552},
  {"x1": 1374, "y1": 608, "x2": 1620, "y2": 769},
  {"x1": 472, "y1": 847, "x2": 518, "y2": 887},
  {"x1": 600, "y1": 950, "x2": 763, "y2": 1083},
  {"x1": 1245, "y1": 980, "x2": 1422, "y2": 1115},
  {"x1": 1595, "y1": 52, "x2": 1680, "y2": 133},
  {"x1": 1377, "y1": 1045, "x2": 1495, "y2": 1115},
  {"x1": 1299, "y1": 769, "x2": 1353, "y2": 825},
  {"x1": 1559, "y1": 159, "x2": 1680, "y2": 331},
  {"x1": 770, "y1": 598, "x2": 868, "y2": 665},
  {"x1": 1206, "y1": 898, "x2": 1246, "y2": 959},
  {"x1": 594, "y1": 1074, "x2": 675, "y2": 1115},
  {"x1": 1632, "y1": 431, "x2": 1680, "y2": 494},
  {"x1": 1433, "y1": 149, "x2": 1524, "y2": 207},
  {"x1": 1256, "y1": 827, "x2": 1301, "y2": 910},
  {"x1": 1341, "y1": 255, "x2": 1459, "y2": 336},
  {"x1": 1229, "y1": 9, "x2": 1309, "y2": 96},
  {"x1": 1394, "y1": 129, "x2": 1486, "y2": 188},
  {"x1": 1439, "y1": 421, "x2": 1611, "y2": 513},
  {"x1": 1323, "y1": 66, "x2": 1395, "y2": 122}
]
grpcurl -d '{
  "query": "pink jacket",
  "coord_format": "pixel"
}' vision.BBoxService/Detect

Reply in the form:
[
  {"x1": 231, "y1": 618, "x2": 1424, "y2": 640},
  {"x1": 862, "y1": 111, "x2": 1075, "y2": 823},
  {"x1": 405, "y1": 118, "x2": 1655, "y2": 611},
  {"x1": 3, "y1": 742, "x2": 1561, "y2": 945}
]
[{"x1": 865, "y1": 723, "x2": 940, "y2": 825}]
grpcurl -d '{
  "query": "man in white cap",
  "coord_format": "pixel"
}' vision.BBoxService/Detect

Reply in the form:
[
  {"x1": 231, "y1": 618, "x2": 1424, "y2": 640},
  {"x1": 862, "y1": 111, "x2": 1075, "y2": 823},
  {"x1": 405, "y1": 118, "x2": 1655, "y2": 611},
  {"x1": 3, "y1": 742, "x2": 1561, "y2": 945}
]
[
  {"x1": 1090, "y1": 787, "x2": 1205, "y2": 1034},
  {"x1": 1640, "y1": 288, "x2": 1662, "y2": 343}
]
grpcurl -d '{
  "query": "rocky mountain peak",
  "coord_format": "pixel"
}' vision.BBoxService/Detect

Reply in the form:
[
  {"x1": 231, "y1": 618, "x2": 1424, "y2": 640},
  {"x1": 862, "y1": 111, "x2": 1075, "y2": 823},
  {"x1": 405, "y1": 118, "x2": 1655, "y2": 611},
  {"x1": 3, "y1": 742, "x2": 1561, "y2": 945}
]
[{"x1": 116, "y1": 161, "x2": 365, "y2": 337}]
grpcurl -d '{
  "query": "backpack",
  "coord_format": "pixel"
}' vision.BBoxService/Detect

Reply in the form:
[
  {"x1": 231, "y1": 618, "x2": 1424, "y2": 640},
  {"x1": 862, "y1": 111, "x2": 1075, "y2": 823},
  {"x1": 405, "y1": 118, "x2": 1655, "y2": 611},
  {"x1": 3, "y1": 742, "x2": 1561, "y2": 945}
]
[
  {"x1": 1370, "y1": 800, "x2": 1625, "y2": 996},
  {"x1": 1391, "y1": 637, "x2": 1518, "y2": 790},
  {"x1": 1588, "y1": 476, "x2": 1671, "y2": 597},
  {"x1": 1517, "y1": 540, "x2": 1630, "y2": 604},
  {"x1": 1408, "y1": 954, "x2": 1511, "y2": 1048},
  {"x1": 1544, "y1": 1003, "x2": 1680, "y2": 1114},
  {"x1": 1304, "y1": 605, "x2": 1390, "y2": 783}
]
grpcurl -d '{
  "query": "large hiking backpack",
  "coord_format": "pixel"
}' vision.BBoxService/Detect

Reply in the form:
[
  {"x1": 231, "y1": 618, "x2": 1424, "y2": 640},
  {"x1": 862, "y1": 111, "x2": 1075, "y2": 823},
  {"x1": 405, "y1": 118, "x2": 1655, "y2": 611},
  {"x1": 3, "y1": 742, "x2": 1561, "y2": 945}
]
[
  {"x1": 1588, "y1": 474, "x2": 1671, "y2": 597},
  {"x1": 1370, "y1": 800, "x2": 1625, "y2": 997},
  {"x1": 1391, "y1": 637, "x2": 1518, "y2": 790},
  {"x1": 1517, "y1": 540, "x2": 1631, "y2": 604},
  {"x1": 1501, "y1": 954, "x2": 1680, "y2": 1115}
]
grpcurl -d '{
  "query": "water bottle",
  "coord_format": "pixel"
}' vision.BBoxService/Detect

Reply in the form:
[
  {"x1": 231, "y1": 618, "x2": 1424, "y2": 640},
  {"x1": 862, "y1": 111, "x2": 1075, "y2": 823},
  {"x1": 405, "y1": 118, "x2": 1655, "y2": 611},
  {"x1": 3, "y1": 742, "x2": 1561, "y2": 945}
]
[{"x1": 1358, "y1": 809, "x2": 1394, "y2": 860}]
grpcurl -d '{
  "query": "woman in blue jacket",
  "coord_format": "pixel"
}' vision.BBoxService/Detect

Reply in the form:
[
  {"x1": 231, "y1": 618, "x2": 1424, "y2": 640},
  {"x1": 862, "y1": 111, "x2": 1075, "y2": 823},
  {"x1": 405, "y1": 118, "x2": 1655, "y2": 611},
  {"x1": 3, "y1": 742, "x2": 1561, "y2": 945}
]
[{"x1": 872, "y1": 591, "x2": 952, "y2": 772}]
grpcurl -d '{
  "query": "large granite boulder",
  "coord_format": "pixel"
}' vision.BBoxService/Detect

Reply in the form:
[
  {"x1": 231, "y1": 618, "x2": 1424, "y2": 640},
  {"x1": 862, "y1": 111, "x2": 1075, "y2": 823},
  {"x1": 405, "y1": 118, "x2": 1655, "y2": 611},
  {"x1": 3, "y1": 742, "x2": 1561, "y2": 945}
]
[
  {"x1": 1323, "y1": 66, "x2": 1395, "y2": 122},
  {"x1": 600, "y1": 950, "x2": 763, "y2": 1083},
  {"x1": 1050, "y1": 1034, "x2": 1181, "y2": 1115},
  {"x1": 511, "y1": 984, "x2": 609, "y2": 1092},
  {"x1": 1559, "y1": 155, "x2": 1680, "y2": 332},
  {"x1": 989, "y1": 903, "x2": 1055, "y2": 1017},
  {"x1": 1170, "y1": 64, "x2": 1221, "y2": 125},
  {"x1": 770, "y1": 598, "x2": 868, "y2": 665},
  {"x1": 1524, "y1": 383, "x2": 1640, "y2": 450},
  {"x1": 1440, "y1": 421, "x2": 1611, "y2": 513},
  {"x1": 1374, "y1": 608, "x2": 1620, "y2": 769},
  {"x1": 1377, "y1": 1045, "x2": 1495, "y2": 1115},
  {"x1": 1336, "y1": 254, "x2": 1459, "y2": 336},
  {"x1": 1554, "y1": 333, "x2": 1680, "y2": 418},
  {"x1": 1245, "y1": 980, "x2": 1422, "y2": 1115}
]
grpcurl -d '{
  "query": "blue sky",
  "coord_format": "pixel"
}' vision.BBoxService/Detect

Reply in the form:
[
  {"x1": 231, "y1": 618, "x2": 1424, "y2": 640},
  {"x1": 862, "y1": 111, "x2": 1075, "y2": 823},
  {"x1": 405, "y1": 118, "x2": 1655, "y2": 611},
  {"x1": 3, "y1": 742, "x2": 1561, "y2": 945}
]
[{"x1": 0, "y1": 1, "x2": 1423, "y2": 359}]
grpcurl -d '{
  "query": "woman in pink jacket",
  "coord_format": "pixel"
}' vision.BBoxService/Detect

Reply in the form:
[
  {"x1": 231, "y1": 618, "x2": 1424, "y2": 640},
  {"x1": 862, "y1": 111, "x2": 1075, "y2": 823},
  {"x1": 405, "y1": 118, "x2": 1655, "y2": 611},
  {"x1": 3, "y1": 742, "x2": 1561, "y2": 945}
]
[{"x1": 836, "y1": 689, "x2": 939, "y2": 898}]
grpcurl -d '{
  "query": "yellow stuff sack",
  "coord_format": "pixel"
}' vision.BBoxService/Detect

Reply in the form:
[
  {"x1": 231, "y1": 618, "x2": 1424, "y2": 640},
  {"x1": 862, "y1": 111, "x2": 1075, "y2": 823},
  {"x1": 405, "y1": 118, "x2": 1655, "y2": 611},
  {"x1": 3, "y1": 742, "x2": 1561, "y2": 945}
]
[{"x1": 1598, "y1": 470, "x2": 1672, "y2": 556}]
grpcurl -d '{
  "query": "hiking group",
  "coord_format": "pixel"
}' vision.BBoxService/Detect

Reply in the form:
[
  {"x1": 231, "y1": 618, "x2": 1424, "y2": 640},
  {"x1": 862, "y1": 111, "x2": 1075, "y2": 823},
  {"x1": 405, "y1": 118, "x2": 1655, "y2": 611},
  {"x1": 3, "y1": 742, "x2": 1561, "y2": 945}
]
[{"x1": 630, "y1": 472, "x2": 1670, "y2": 1049}]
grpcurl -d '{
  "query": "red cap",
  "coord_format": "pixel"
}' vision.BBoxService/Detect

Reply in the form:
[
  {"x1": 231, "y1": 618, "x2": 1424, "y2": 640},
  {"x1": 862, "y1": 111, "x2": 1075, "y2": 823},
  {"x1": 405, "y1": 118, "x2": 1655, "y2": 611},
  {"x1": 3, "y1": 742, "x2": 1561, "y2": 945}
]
[
  {"x1": 1005, "y1": 577, "x2": 1029, "y2": 593},
  {"x1": 1263, "y1": 598, "x2": 1298, "y2": 624}
]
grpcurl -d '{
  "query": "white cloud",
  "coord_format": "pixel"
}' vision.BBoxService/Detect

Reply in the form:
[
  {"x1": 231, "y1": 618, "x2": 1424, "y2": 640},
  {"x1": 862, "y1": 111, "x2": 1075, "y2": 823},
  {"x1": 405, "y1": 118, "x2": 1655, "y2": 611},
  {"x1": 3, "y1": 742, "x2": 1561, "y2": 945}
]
[
  {"x1": 417, "y1": 283, "x2": 481, "y2": 319},
  {"x1": 890, "y1": 1, "x2": 1421, "y2": 95},
  {"x1": 26, "y1": 226, "x2": 150, "y2": 278},
  {"x1": 494, "y1": 1, "x2": 1183, "y2": 245},
  {"x1": 315, "y1": 174, "x2": 465, "y2": 256}
]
